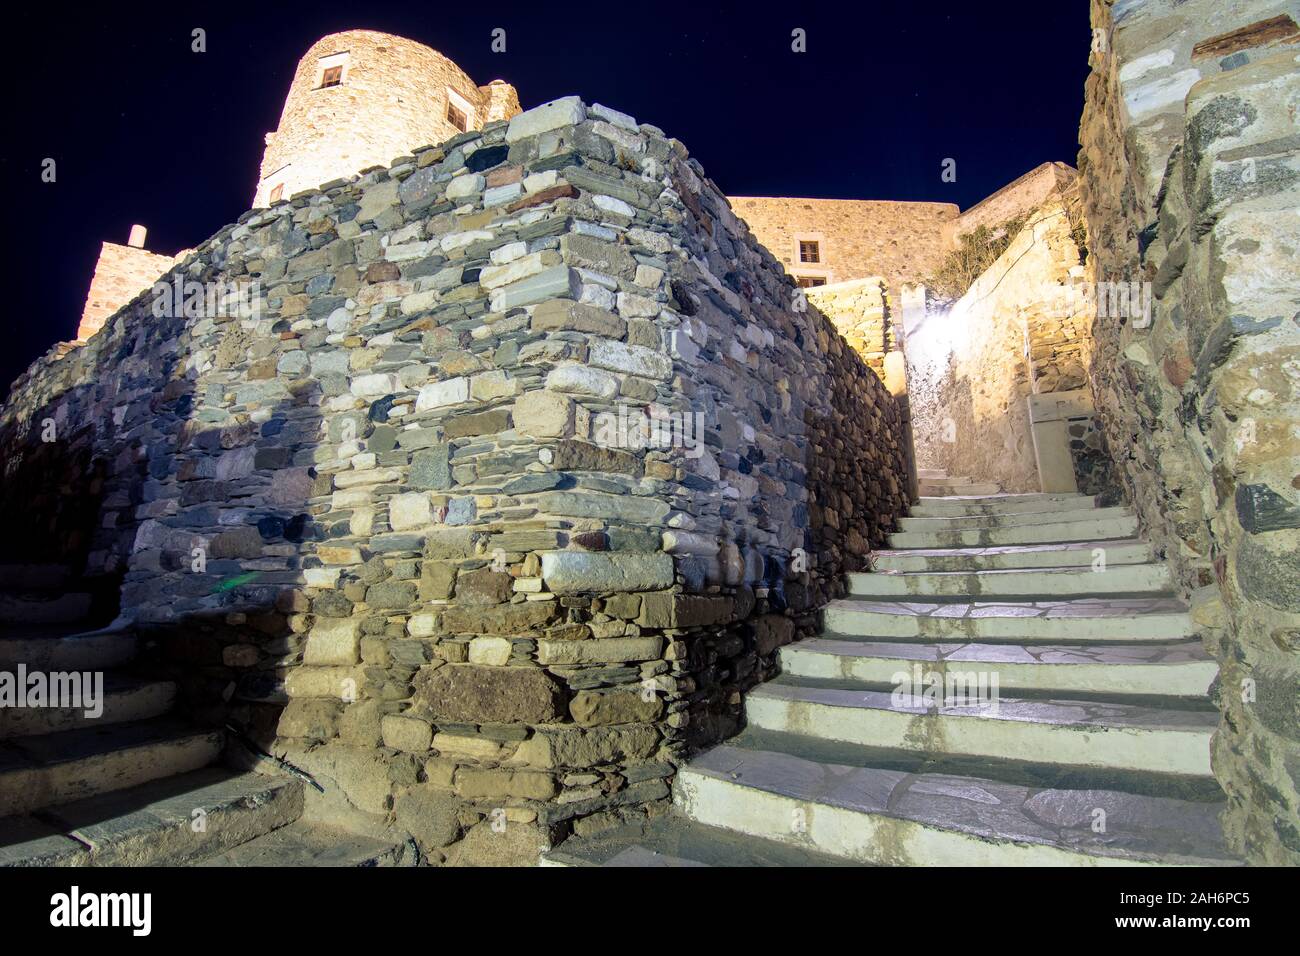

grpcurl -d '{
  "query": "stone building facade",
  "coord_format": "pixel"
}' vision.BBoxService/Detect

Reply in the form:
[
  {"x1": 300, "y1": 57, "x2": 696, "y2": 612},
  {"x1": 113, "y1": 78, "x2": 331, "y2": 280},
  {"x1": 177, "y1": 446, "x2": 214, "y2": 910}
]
[
  {"x1": 77, "y1": 227, "x2": 186, "y2": 342},
  {"x1": 730, "y1": 162, "x2": 1076, "y2": 298},
  {"x1": 1079, "y1": 0, "x2": 1300, "y2": 863},
  {"x1": 726, "y1": 197, "x2": 959, "y2": 294},
  {"x1": 1, "y1": 97, "x2": 909, "y2": 861}
]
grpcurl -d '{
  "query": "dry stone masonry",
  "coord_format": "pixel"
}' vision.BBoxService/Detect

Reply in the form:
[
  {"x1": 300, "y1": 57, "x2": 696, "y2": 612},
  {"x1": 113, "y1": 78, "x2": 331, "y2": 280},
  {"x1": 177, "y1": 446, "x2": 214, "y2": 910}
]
[
  {"x1": 0, "y1": 95, "x2": 909, "y2": 863},
  {"x1": 1079, "y1": 0, "x2": 1300, "y2": 863}
]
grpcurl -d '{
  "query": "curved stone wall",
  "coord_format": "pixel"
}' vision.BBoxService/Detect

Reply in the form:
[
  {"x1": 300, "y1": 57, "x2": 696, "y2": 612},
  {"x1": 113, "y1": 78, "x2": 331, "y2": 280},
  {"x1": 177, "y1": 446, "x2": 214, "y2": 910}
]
[
  {"x1": 254, "y1": 30, "x2": 521, "y2": 208},
  {"x1": 1, "y1": 97, "x2": 908, "y2": 862}
]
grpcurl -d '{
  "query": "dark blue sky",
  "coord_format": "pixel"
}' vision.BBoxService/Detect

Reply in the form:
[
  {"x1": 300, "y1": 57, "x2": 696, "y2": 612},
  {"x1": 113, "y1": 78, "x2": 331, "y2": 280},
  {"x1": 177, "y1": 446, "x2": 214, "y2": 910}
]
[{"x1": 3, "y1": 1, "x2": 1090, "y2": 389}]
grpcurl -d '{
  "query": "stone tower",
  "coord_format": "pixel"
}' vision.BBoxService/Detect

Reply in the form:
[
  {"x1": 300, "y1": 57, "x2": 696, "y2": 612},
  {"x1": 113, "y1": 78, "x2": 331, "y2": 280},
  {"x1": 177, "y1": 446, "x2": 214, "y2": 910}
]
[{"x1": 253, "y1": 29, "x2": 521, "y2": 207}]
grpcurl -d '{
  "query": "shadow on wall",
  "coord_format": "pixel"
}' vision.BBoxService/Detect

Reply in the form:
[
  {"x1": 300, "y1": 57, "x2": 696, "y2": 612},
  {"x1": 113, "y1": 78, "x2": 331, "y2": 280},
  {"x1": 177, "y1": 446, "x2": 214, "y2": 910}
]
[
  {"x1": 130, "y1": 381, "x2": 325, "y2": 752},
  {"x1": 0, "y1": 386, "x2": 120, "y2": 623}
]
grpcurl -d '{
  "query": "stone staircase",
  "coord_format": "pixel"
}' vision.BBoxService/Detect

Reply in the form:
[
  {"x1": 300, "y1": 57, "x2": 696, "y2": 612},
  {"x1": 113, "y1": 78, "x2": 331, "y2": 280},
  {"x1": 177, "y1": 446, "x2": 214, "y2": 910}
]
[
  {"x1": 0, "y1": 563, "x2": 410, "y2": 866},
  {"x1": 545, "y1": 489, "x2": 1239, "y2": 867},
  {"x1": 916, "y1": 466, "x2": 1001, "y2": 498}
]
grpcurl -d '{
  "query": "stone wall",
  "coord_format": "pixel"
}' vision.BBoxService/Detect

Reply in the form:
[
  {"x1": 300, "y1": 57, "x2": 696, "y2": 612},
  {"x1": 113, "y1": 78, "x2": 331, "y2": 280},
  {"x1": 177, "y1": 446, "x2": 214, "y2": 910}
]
[
  {"x1": 939, "y1": 162, "x2": 1078, "y2": 246},
  {"x1": 804, "y1": 278, "x2": 894, "y2": 377},
  {"x1": 905, "y1": 195, "x2": 1090, "y2": 492},
  {"x1": 1, "y1": 97, "x2": 909, "y2": 863},
  {"x1": 254, "y1": 30, "x2": 521, "y2": 208},
  {"x1": 77, "y1": 239, "x2": 184, "y2": 342},
  {"x1": 1079, "y1": 0, "x2": 1300, "y2": 863}
]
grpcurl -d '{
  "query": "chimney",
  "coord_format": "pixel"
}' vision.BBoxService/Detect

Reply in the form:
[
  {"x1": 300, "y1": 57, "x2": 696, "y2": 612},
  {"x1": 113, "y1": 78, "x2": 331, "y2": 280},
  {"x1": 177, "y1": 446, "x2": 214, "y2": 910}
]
[{"x1": 127, "y1": 224, "x2": 148, "y2": 249}]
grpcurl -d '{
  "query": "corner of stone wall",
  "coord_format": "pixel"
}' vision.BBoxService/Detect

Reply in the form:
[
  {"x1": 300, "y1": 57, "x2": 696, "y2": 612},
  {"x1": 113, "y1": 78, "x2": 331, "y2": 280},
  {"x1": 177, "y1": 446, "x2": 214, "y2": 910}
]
[{"x1": 0, "y1": 95, "x2": 910, "y2": 865}]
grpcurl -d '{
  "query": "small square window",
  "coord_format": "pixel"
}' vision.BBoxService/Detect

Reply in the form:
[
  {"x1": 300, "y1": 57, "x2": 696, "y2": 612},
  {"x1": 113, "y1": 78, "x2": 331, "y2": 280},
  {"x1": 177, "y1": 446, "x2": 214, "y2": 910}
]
[
  {"x1": 799, "y1": 240, "x2": 821, "y2": 264},
  {"x1": 446, "y1": 101, "x2": 468, "y2": 132},
  {"x1": 269, "y1": 183, "x2": 284, "y2": 203},
  {"x1": 797, "y1": 275, "x2": 826, "y2": 288},
  {"x1": 320, "y1": 65, "x2": 343, "y2": 88}
]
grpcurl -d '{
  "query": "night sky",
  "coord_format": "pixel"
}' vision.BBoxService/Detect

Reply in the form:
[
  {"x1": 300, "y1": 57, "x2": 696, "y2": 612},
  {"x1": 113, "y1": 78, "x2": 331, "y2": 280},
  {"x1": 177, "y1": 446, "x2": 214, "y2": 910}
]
[{"x1": 3, "y1": 1, "x2": 1090, "y2": 391}]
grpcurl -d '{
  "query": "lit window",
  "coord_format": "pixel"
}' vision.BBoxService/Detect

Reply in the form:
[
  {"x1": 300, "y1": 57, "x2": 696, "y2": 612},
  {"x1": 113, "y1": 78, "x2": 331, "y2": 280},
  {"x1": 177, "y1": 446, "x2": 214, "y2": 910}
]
[
  {"x1": 799, "y1": 240, "x2": 821, "y2": 264},
  {"x1": 320, "y1": 65, "x2": 343, "y2": 88},
  {"x1": 446, "y1": 88, "x2": 476, "y2": 133},
  {"x1": 447, "y1": 101, "x2": 468, "y2": 132}
]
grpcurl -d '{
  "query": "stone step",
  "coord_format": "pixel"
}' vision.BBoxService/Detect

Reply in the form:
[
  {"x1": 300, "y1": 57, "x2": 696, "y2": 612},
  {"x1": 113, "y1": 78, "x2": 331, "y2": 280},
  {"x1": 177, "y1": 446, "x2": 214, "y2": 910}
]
[
  {"x1": 541, "y1": 816, "x2": 855, "y2": 867},
  {"x1": 848, "y1": 563, "x2": 1174, "y2": 599},
  {"x1": 194, "y1": 820, "x2": 414, "y2": 867},
  {"x1": 915, "y1": 468, "x2": 948, "y2": 479},
  {"x1": 0, "y1": 719, "x2": 224, "y2": 817},
  {"x1": 780, "y1": 638, "x2": 1218, "y2": 698},
  {"x1": 888, "y1": 514, "x2": 1139, "y2": 549},
  {"x1": 823, "y1": 596, "x2": 1194, "y2": 643},
  {"x1": 916, "y1": 475, "x2": 979, "y2": 487},
  {"x1": 0, "y1": 676, "x2": 177, "y2": 739},
  {"x1": 0, "y1": 592, "x2": 93, "y2": 625},
  {"x1": 912, "y1": 494, "x2": 1094, "y2": 517},
  {"x1": 0, "y1": 565, "x2": 74, "y2": 592},
  {"x1": 918, "y1": 481, "x2": 1002, "y2": 497},
  {"x1": 0, "y1": 624, "x2": 138, "y2": 671},
  {"x1": 872, "y1": 540, "x2": 1153, "y2": 573},
  {"x1": 899, "y1": 505, "x2": 1129, "y2": 532},
  {"x1": 746, "y1": 681, "x2": 1216, "y2": 777},
  {"x1": 675, "y1": 744, "x2": 1235, "y2": 866},
  {"x1": 0, "y1": 769, "x2": 303, "y2": 867}
]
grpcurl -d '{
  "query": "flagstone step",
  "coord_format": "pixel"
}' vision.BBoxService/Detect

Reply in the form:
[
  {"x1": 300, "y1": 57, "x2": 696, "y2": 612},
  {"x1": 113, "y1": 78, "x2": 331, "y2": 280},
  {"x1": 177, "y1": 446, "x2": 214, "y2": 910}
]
[
  {"x1": 911, "y1": 495, "x2": 1094, "y2": 517},
  {"x1": 899, "y1": 505, "x2": 1130, "y2": 532},
  {"x1": 918, "y1": 481, "x2": 1002, "y2": 497},
  {"x1": 674, "y1": 744, "x2": 1234, "y2": 866},
  {"x1": 0, "y1": 676, "x2": 177, "y2": 739},
  {"x1": 848, "y1": 563, "x2": 1173, "y2": 599},
  {"x1": 0, "y1": 592, "x2": 93, "y2": 624},
  {"x1": 0, "y1": 624, "x2": 138, "y2": 671},
  {"x1": 823, "y1": 596, "x2": 1194, "y2": 643},
  {"x1": 0, "y1": 719, "x2": 224, "y2": 817},
  {"x1": 871, "y1": 540, "x2": 1153, "y2": 573},
  {"x1": 888, "y1": 514, "x2": 1139, "y2": 549},
  {"x1": 541, "y1": 816, "x2": 855, "y2": 867},
  {"x1": 0, "y1": 769, "x2": 303, "y2": 867},
  {"x1": 194, "y1": 820, "x2": 414, "y2": 867},
  {"x1": 745, "y1": 681, "x2": 1216, "y2": 777},
  {"x1": 779, "y1": 638, "x2": 1217, "y2": 698}
]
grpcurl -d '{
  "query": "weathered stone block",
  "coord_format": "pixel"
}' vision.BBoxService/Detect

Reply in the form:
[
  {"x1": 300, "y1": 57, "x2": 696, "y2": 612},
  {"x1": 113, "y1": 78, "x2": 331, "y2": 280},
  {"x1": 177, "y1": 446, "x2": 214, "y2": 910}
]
[
  {"x1": 412, "y1": 664, "x2": 564, "y2": 723},
  {"x1": 389, "y1": 491, "x2": 432, "y2": 531},
  {"x1": 513, "y1": 390, "x2": 574, "y2": 438},
  {"x1": 381, "y1": 714, "x2": 433, "y2": 753},
  {"x1": 455, "y1": 567, "x2": 514, "y2": 606},
  {"x1": 510, "y1": 725, "x2": 659, "y2": 769},
  {"x1": 569, "y1": 689, "x2": 663, "y2": 726},
  {"x1": 532, "y1": 299, "x2": 627, "y2": 338},
  {"x1": 540, "y1": 551, "x2": 674, "y2": 594},
  {"x1": 304, "y1": 617, "x2": 361, "y2": 666},
  {"x1": 506, "y1": 95, "x2": 586, "y2": 142},
  {"x1": 537, "y1": 636, "x2": 663, "y2": 665},
  {"x1": 394, "y1": 785, "x2": 461, "y2": 849}
]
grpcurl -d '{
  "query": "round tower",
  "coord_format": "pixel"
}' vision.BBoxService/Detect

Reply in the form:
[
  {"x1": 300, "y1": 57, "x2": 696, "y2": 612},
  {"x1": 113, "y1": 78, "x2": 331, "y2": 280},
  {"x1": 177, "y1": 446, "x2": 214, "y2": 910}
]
[{"x1": 253, "y1": 30, "x2": 522, "y2": 207}]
